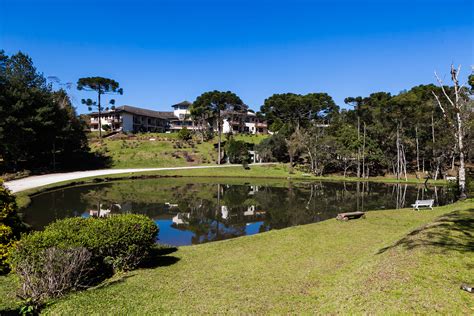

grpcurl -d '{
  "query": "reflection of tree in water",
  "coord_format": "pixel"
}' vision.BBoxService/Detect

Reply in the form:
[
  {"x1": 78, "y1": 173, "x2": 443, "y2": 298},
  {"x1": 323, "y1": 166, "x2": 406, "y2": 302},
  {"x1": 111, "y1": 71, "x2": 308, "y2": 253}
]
[
  {"x1": 28, "y1": 179, "x2": 456, "y2": 244},
  {"x1": 170, "y1": 184, "x2": 258, "y2": 244}
]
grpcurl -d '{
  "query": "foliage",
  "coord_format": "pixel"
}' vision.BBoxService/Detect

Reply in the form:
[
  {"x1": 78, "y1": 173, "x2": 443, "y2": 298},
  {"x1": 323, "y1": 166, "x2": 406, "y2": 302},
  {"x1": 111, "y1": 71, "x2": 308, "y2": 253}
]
[
  {"x1": 177, "y1": 127, "x2": 192, "y2": 141},
  {"x1": 225, "y1": 138, "x2": 249, "y2": 163},
  {"x1": 191, "y1": 90, "x2": 244, "y2": 163},
  {"x1": 257, "y1": 80, "x2": 473, "y2": 181},
  {"x1": 261, "y1": 92, "x2": 338, "y2": 132},
  {"x1": 15, "y1": 199, "x2": 473, "y2": 314},
  {"x1": 14, "y1": 246, "x2": 93, "y2": 307},
  {"x1": 9, "y1": 214, "x2": 158, "y2": 306},
  {"x1": 0, "y1": 51, "x2": 90, "y2": 172},
  {"x1": 11, "y1": 214, "x2": 158, "y2": 272},
  {"x1": 255, "y1": 133, "x2": 288, "y2": 162},
  {"x1": 77, "y1": 76, "x2": 123, "y2": 139},
  {"x1": 0, "y1": 183, "x2": 27, "y2": 274}
]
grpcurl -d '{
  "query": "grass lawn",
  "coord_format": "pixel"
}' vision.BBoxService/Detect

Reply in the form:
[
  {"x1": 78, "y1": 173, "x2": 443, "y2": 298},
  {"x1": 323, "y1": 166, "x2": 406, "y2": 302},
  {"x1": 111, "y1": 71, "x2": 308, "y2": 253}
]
[
  {"x1": 2, "y1": 199, "x2": 472, "y2": 314},
  {"x1": 90, "y1": 133, "x2": 268, "y2": 168}
]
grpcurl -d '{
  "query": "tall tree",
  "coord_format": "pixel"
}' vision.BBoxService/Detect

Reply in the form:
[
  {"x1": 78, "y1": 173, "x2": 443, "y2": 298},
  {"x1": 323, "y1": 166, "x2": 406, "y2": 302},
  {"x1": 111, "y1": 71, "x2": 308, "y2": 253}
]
[
  {"x1": 0, "y1": 51, "x2": 89, "y2": 171},
  {"x1": 432, "y1": 65, "x2": 471, "y2": 198},
  {"x1": 77, "y1": 77, "x2": 123, "y2": 141},
  {"x1": 191, "y1": 91, "x2": 244, "y2": 164},
  {"x1": 261, "y1": 92, "x2": 338, "y2": 132}
]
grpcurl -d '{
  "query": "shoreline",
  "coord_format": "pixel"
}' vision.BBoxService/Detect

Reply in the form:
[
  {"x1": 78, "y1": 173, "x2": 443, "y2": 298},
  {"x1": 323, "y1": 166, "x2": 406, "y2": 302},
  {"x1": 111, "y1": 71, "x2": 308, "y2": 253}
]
[{"x1": 11, "y1": 164, "x2": 448, "y2": 209}]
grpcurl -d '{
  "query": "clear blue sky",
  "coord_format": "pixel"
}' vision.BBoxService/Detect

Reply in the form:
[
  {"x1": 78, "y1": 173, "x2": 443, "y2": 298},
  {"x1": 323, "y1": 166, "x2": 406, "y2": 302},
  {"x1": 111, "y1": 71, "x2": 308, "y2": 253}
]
[{"x1": 1, "y1": 0, "x2": 473, "y2": 113}]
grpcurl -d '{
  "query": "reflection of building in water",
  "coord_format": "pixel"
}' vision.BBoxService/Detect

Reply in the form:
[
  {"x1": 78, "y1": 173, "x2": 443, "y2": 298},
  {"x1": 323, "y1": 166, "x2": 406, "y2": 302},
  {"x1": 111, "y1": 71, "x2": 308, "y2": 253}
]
[
  {"x1": 170, "y1": 204, "x2": 265, "y2": 227},
  {"x1": 221, "y1": 205, "x2": 229, "y2": 220},
  {"x1": 172, "y1": 212, "x2": 190, "y2": 225},
  {"x1": 248, "y1": 185, "x2": 260, "y2": 195},
  {"x1": 87, "y1": 203, "x2": 121, "y2": 217}
]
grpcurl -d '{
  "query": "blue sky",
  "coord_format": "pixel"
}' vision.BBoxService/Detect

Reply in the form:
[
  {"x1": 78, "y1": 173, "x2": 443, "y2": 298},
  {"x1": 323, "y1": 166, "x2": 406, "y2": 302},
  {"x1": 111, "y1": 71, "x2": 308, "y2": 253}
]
[{"x1": 1, "y1": 0, "x2": 473, "y2": 113}]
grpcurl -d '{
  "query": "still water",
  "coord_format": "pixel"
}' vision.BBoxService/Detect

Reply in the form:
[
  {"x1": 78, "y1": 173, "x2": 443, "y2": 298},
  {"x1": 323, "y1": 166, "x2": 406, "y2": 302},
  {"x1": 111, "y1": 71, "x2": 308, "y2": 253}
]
[{"x1": 22, "y1": 178, "x2": 454, "y2": 246}]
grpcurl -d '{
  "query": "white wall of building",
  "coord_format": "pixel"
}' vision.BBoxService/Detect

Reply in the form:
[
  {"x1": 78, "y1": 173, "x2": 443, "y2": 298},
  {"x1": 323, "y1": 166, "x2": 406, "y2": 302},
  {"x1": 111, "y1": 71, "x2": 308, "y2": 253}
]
[{"x1": 222, "y1": 120, "x2": 232, "y2": 134}]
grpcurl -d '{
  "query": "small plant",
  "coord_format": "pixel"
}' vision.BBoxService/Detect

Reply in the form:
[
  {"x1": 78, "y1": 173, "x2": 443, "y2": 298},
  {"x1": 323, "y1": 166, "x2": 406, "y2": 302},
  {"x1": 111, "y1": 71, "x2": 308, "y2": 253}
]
[{"x1": 177, "y1": 127, "x2": 192, "y2": 141}]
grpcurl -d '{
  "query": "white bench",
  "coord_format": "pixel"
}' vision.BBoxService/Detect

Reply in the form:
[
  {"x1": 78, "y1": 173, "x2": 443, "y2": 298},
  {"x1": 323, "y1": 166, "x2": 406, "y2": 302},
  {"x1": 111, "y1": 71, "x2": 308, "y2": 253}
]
[{"x1": 411, "y1": 199, "x2": 434, "y2": 210}]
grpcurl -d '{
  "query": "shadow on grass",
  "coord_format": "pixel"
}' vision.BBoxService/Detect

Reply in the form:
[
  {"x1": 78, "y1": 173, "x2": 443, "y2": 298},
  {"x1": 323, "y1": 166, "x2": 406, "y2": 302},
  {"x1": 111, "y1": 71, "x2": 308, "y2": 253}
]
[
  {"x1": 0, "y1": 308, "x2": 21, "y2": 316},
  {"x1": 377, "y1": 209, "x2": 474, "y2": 254},
  {"x1": 139, "y1": 246, "x2": 180, "y2": 269}
]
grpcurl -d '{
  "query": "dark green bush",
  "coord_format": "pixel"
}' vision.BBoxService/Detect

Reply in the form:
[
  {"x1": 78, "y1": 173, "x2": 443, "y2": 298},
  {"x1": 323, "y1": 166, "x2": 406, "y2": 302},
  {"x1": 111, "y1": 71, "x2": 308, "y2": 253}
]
[
  {"x1": 1, "y1": 183, "x2": 28, "y2": 274},
  {"x1": 225, "y1": 138, "x2": 250, "y2": 164},
  {"x1": 11, "y1": 214, "x2": 158, "y2": 273},
  {"x1": 9, "y1": 214, "x2": 159, "y2": 307},
  {"x1": 177, "y1": 127, "x2": 192, "y2": 141}
]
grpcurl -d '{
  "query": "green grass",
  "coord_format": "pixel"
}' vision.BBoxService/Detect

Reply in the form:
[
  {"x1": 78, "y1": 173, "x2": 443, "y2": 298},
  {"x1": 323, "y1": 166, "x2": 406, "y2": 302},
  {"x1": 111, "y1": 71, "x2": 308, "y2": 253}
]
[
  {"x1": 2, "y1": 199, "x2": 472, "y2": 314},
  {"x1": 91, "y1": 133, "x2": 268, "y2": 168}
]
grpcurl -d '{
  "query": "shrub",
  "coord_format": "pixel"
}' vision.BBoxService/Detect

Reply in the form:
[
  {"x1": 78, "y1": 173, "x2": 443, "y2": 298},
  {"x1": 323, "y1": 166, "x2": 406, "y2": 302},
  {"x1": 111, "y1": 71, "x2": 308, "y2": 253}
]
[
  {"x1": 15, "y1": 247, "x2": 93, "y2": 306},
  {"x1": 225, "y1": 139, "x2": 249, "y2": 164},
  {"x1": 0, "y1": 183, "x2": 27, "y2": 274},
  {"x1": 177, "y1": 127, "x2": 192, "y2": 141},
  {"x1": 10, "y1": 214, "x2": 159, "y2": 305}
]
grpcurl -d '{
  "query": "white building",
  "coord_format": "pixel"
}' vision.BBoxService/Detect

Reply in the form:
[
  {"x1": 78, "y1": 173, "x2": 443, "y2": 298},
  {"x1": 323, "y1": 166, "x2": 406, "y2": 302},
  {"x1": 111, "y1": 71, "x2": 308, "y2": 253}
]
[
  {"x1": 89, "y1": 105, "x2": 174, "y2": 133},
  {"x1": 88, "y1": 103, "x2": 268, "y2": 135},
  {"x1": 168, "y1": 101, "x2": 199, "y2": 132}
]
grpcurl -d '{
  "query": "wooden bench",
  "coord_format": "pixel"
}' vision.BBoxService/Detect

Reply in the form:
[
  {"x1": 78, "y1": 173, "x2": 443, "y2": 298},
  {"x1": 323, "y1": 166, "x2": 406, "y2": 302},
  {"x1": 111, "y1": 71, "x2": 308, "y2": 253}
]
[
  {"x1": 336, "y1": 211, "x2": 366, "y2": 221},
  {"x1": 411, "y1": 199, "x2": 434, "y2": 211}
]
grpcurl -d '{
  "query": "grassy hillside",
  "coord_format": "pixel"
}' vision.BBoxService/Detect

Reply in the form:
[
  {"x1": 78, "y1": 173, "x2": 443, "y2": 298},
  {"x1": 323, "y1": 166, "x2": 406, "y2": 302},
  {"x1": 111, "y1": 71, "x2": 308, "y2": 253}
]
[
  {"x1": 90, "y1": 133, "x2": 268, "y2": 168},
  {"x1": 2, "y1": 199, "x2": 472, "y2": 314}
]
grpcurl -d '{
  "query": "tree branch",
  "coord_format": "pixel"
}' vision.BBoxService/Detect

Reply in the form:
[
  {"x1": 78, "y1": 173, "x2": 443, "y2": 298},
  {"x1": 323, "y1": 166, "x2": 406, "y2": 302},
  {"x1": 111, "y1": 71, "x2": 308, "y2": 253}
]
[{"x1": 434, "y1": 71, "x2": 456, "y2": 109}]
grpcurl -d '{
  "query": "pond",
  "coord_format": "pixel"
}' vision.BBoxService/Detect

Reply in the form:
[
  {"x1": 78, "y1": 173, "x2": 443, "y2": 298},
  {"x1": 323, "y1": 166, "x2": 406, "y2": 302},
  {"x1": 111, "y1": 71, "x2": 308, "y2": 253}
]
[{"x1": 22, "y1": 178, "x2": 455, "y2": 246}]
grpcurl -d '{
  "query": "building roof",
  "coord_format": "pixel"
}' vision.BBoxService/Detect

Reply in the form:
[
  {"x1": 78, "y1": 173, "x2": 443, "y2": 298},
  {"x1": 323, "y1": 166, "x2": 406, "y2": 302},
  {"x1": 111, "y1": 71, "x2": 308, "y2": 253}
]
[
  {"x1": 172, "y1": 101, "x2": 192, "y2": 108},
  {"x1": 90, "y1": 105, "x2": 175, "y2": 120},
  {"x1": 119, "y1": 105, "x2": 175, "y2": 119}
]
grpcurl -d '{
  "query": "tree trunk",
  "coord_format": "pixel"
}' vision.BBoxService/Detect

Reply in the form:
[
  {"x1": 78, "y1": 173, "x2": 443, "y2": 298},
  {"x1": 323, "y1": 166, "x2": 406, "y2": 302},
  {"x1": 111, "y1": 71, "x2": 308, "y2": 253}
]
[
  {"x1": 217, "y1": 111, "x2": 221, "y2": 165},
  {"x1": 307, "y1": 149, "x2": 315, "y2": 174},
  {"x1": 456, "y1": 112, "x2": 467, "y2": 198},
  {"x1": 396, "y1": 123, "x2": 400, "y2": 180},
  {"x1": 415, "y1": 125, "x2": 419, "y2": 172},
  {"x1": 357, "y1": 116, "x2": 361, "y2": 178},
  {"x1": 362, "y1": 122, "x2": 366, "y2": 178},
  {"x1": 431, "y1": 112, "x2": 435, "y2": 175},
  {"x1": 98, "y1": 90, "x2": 102, "y2": 142}
]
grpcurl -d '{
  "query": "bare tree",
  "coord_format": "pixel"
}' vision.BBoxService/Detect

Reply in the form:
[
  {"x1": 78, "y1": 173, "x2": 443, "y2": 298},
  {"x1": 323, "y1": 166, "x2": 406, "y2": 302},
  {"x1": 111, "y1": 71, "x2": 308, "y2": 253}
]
[{"x1": 432, "y1": 65, "x2": 470, "y2": 198}]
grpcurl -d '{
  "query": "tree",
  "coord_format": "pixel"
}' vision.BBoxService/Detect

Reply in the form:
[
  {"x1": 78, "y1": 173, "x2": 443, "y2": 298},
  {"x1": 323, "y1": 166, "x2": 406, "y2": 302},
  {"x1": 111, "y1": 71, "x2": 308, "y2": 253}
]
[
  {"x1": 261, "y1": 92, "x2": 338, "y2": 132},
  {"x1": 432, "y1": 65, "x2": 471, "y2": 198},
  {"x1": 191, "y1": 91, "x2": 244, "y2": 164},
  {"x1": 299, "y1": 125, "x2": 337, "y2": 176},
  {"x1": 0, "y1": 51, "x2": 90, "y2": 171},
  {"x1": 77, "y1": 77, "x2": 123, "y2": 141},
  {"x1": 255, "y1": 133, "x2": 288, "y2": 162},
  {"x1": 225, "y1": 138, "x2": 249, "y2": 164},
  {"x1": 177, "y1": 127, "x2": 192, "y2": 141}
]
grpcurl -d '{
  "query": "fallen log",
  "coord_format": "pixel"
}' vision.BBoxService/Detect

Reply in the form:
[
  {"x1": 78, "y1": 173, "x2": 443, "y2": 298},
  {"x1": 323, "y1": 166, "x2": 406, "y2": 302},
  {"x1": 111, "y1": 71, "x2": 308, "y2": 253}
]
[{"x1": 336, "y1": 211, "x2": 366, "y2": 221}]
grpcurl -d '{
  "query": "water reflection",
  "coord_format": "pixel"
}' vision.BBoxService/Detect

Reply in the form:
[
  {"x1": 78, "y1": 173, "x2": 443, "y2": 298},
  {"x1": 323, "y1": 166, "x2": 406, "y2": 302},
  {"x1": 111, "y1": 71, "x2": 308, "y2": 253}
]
[{"x1": 22, "y1": 179, "x2": 455, "y2": 246}]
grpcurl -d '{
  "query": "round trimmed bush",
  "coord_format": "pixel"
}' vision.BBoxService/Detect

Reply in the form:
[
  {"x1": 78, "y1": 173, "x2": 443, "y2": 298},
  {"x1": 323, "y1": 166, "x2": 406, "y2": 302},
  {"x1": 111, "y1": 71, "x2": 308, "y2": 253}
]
[{"x1": 9, "y1": 214, "x2": 159, "y2": 306}]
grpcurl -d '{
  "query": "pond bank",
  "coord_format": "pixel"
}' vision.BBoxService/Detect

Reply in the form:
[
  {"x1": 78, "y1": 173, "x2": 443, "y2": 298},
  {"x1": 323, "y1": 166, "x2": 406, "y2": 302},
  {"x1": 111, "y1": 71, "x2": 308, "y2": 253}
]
[
  {"x1": 7, "y1": 164, "x2": 447, "y2": 209},
  {"x1": 2, "y1": 198, "x2": 472, "y2": 313}
]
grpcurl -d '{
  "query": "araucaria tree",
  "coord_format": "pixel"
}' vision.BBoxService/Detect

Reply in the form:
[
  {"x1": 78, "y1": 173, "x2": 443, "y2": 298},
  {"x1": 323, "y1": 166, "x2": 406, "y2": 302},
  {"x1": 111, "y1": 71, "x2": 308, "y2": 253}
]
[
  {"x1": 77, "y1": 77, "x2": 123, "y2": 141},
  {"x1": 191, "y1": 91, "x2": 244, "y2": 164},
  {"x1": 432, "y1": 65, "x2": 472, "y2": 198}
]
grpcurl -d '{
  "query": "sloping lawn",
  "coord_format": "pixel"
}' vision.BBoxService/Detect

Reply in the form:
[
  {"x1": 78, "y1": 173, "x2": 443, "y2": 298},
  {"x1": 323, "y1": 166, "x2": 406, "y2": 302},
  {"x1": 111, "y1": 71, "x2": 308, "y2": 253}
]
[
  {"x1": 5, "y1": 199, "x2": 464, "y2": 314},
  {"x1": 90, "y1": 133, "x2": 268, "y2": 168}
]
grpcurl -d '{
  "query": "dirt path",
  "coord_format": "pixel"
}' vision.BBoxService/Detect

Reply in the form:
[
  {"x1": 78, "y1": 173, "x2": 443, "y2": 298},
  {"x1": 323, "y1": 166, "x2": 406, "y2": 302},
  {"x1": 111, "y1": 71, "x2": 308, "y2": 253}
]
[{"x1": 4, "y1": 164, "x2": 271, "y2": 193}]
